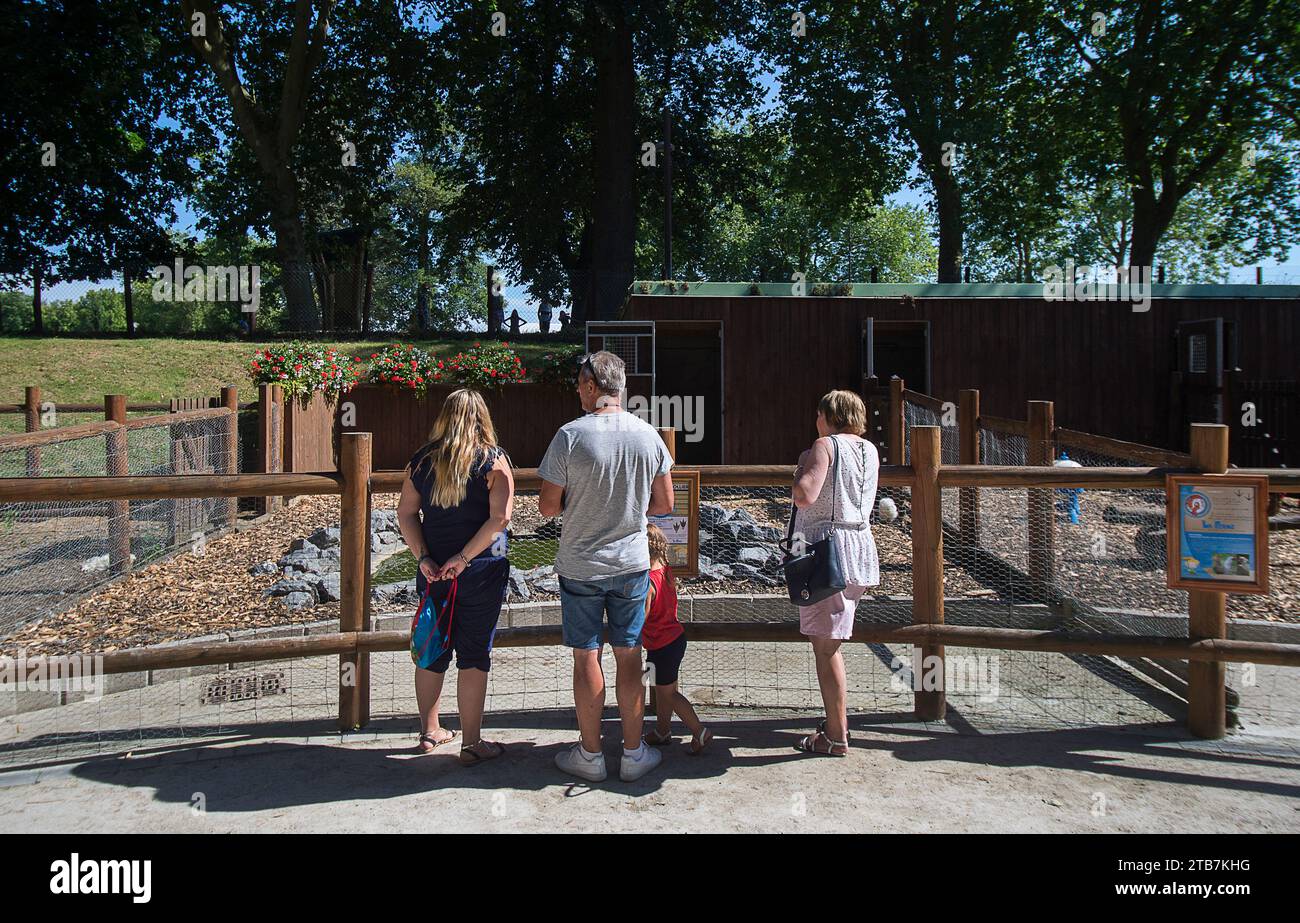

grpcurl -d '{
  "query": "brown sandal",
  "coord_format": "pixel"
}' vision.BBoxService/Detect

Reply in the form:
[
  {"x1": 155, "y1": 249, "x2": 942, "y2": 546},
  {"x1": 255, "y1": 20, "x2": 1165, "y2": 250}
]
[
  {"x1": 795, "y1": 730, "x2": 848, "y2": 757},
  {"x1": 417, "y1": 730, "x2": 458, "y2": 753},
  {"x1": 459, "y1": 739, "x2": 506, "y2": 765},
  {"x1": 687, "y1": 728, "x2": 712, "y2": 755},
  {"x1": 644, "y1": 729, "x2": 674, "y2": 746}
]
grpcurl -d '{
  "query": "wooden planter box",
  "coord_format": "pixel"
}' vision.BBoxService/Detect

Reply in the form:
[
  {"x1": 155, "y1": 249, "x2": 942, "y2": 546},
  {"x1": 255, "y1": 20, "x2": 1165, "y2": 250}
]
[{"x1": 338, "y1": 383, "x2": 581, "y2": 470}]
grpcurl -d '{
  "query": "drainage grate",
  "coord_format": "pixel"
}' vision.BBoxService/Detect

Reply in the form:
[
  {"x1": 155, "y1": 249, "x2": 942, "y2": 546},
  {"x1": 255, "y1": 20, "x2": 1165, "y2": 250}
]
[{"x1": 201, "y1": 671, "x2": 288, "y2": 705}]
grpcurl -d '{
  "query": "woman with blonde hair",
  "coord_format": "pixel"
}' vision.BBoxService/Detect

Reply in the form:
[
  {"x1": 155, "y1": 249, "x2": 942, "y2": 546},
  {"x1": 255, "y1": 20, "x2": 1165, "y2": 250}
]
[
  {"x1": 789, "y1": 389, "x2": 880, "y2": 756},
  {"x1": 397, "y1": 388, "x2": 515, "y2": 765}
]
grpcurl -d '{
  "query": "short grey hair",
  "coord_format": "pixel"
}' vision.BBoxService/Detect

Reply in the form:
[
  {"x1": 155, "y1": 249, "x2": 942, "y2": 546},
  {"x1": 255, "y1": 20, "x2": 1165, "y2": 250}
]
[{"x1": 578, "y1": 350, "x2": 625, "y2": 396}]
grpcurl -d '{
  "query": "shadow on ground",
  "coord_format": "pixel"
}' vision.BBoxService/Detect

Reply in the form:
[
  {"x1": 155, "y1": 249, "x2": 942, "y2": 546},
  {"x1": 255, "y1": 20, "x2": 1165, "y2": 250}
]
[{"x1": 42, "y1": 707, "x2": 1300, "y2": 815}]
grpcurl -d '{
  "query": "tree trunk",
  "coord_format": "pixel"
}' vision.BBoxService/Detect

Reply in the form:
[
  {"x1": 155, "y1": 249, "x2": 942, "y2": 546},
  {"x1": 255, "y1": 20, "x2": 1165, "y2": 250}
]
[
  {"x1": 934, "y1": 170, "x2": 963, "y2": 283},
  {"x1": 584, "y1": 2, "x2": 637, "y2": 322},
  {"x1": 123, "y1": 267, "x2": 135, "y2": 338},
  {"x1": 272, "y1": 204, "x2": 319, "y2": 332},
  {"x1": 32, "y1": 265, "x2": 43, "y2": 335},
  {"x1": 1127, "y1": 192, "x2": 1177, "y2": 272}
]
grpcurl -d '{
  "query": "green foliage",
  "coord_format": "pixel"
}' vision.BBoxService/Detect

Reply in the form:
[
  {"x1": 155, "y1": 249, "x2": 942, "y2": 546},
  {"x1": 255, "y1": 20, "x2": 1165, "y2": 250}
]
[{"x1": 0, "y1": 0, "x2": 196, "y2": 282}]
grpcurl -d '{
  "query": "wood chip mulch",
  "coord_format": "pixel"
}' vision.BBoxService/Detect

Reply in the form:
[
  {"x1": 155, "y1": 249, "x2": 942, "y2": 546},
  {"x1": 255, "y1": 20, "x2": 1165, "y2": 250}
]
[{"x1": 0, "y1": 495, "x2": 394, "y2": 657}]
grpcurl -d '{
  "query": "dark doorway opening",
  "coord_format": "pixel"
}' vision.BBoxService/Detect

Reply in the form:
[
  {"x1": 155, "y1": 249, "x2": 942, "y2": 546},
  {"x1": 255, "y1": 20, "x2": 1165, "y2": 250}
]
[
  {"x1": 654, "y1": 320, "x2": 723, "y2": 464},
  {"x1": 864, "y1": 319, "x2": 931, "y2": 393}
]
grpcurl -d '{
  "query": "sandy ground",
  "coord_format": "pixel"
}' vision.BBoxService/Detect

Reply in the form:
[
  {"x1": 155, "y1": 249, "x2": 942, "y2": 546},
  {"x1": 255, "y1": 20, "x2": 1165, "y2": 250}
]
[
  {"x1": 1, "y1": 711, "x2": 1298, "y2": 833},
  {"x1": 1, "y1": 640, "x2": 1297, "y2": 833}
]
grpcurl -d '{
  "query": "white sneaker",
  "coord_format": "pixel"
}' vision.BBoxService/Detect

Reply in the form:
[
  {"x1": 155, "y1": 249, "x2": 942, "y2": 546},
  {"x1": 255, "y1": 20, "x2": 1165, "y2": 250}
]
[
  {"x1": 619, "y1": 741, "x2": 663, "y2": 782},
  {"x1": 555, "y1": 742, "x2": 607, "y2": 782}
]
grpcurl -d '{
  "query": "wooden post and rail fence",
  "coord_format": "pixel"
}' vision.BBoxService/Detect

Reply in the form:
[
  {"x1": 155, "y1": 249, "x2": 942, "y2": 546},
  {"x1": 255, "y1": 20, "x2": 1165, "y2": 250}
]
[
  {"x1": 1, "y1": 427, "x2": 1296, "y2": 739},
  {"x1": 0, "y1": 388, "x2": 248, "y2": 576}
]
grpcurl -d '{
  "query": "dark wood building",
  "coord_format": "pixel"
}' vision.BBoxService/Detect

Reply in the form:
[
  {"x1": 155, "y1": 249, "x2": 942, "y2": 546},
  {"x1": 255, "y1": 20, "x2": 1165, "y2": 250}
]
[{"x1": 614, "y1": 282, "x2": 1300, "y2": 468}]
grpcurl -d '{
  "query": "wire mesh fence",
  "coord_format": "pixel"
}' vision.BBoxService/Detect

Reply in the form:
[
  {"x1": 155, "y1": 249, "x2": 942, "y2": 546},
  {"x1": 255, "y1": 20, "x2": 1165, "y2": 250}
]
[
  {"x1": 0, "y1": 412, "x2": 242, "y2": 636},
  {"x1": 0, "y1": 451, "x2": 1296, "y2": 769},
  {"x1": 980, "y1": 425, "x2": 1029, "y2": 467},
  {"x1": 902, "y1": 398, "x2": 959, "y2": 466}
]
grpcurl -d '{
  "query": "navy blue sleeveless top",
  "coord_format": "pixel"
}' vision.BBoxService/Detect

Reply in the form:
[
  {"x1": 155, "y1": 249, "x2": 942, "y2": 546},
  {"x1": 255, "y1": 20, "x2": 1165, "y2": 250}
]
[{"x1": 407, "y1": 443, "x2": 507, "y2": 564}]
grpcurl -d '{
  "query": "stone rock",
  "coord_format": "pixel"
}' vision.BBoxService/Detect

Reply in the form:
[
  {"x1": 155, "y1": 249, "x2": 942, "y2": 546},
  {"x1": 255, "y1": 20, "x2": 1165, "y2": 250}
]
[
  {"x1": 730, "y1": 562, "x2": 777, "y2": 586},
  {"x1": 394, "y1": 584, "x2": 420, "y2": 606},
  {"x1": 533, "y1": 576, "x2": 561, "y2": 594},
  {"x1": 508, "y1": 566, "x2": 531, "y2": 601},
  {"x1": 737, "y1": 546, "x2": 772, "y2": 566},
  {"x1": 264, "y1": 578, "x2": 315, "y2": 598},
  {"x1": 699, "y1": 557, "x2": 733, "y2": 581},
  {"x1": 279, "y1": 545, "x2": 321, "y2": 565},
  {"x1": 373, "y1": 579, "x2": 419, "y2": 607},
  {"x1": 318, "y1": 546, "x2": 341, "y2": 563},
  {"x1": 247, "y1": 561, "x2": 277, "y2": 576},
  {"x1": 712, "y1": 520, "x2": 746, "y2": 542},
  {"x1": 285, "y1": 557, "x2": 330, "y2": 576},
  {"x1": 535, "y1": 520, "x2": 562, "y2": 539},
  {"x1": 729, "y1": 508, "x2": 757, "y2": 527},
  {"x1": 370, "y1": 509, "x2": 399, "y2": 531},
  {"x1": 283, "y1": 591, "x2": 316, "y2": 610},
  {"x1": 698, "y1": 504, "x2": 730, "y2": 529},
  {"x1": 307, "y1": 526, "x2": 341, "y2": 548},
  {"x1": 525, "y1": 564, "x2": 555, "y2": 578},
  {"x1": 738, "y1": 524, "x2": 783, "y2": 544},
  {"x1": 701, "y1": 538, "x2": 738, "y2": 563},
  {"x1": 315, "y1": 572, "x2": 342, "y2": 603}
]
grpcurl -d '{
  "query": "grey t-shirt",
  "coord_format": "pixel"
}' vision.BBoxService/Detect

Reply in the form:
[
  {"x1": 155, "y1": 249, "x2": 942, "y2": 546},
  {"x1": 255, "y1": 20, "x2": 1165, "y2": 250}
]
[{"x1": 537, "y1": 410, "x2": 673, "y2": 581}]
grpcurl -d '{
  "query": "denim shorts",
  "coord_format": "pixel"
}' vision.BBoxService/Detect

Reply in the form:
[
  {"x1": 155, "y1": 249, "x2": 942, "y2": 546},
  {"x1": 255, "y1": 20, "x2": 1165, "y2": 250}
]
[{"x1": 559, "y1": 570, "x2": 650, "y2": 650}]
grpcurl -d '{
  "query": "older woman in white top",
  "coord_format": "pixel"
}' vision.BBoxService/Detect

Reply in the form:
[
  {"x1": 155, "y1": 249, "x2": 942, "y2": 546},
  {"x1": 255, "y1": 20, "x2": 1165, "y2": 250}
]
[{"x1": 790, "y1": 390, "x2": 880, "y2": 756}]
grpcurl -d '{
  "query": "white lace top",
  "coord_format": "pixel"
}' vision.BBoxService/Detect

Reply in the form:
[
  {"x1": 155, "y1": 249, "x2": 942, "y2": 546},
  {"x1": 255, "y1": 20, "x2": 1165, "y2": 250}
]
[{"x1": 793, "y1": 434, "x2": 881, "y2": 588}]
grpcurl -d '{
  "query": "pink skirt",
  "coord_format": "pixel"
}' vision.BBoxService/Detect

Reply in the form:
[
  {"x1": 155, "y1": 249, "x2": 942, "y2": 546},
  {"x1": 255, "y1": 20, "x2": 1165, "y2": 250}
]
[{"x1": 798, "y1": 585, "x2": 867, "y2": 640}]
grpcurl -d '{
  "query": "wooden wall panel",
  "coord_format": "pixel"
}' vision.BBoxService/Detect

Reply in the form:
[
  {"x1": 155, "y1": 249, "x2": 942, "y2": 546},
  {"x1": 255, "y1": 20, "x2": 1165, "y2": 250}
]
[{"x1": 626, "y1": 294, "x2": 1300, "y2": 465}]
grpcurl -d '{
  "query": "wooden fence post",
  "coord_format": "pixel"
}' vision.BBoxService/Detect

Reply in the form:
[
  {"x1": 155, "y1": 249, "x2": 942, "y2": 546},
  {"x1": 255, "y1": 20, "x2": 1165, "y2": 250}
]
[
  {"x1": 339, "y1": 432, "x2": 373, "y2": 730},
  {"x1": 958, "y1": 388, "x2": 980, "y2": 543},
  {"x1": 910, "y1": 425, "x2": 946, "y2": 721},
  {"x1": 104, "y1": 394, "x2": 130, "y2": 576},
  {"x1": 24, "y1": 386, "x2": 41, "y2": 477},
  {"x1": 1027, "y1": 400, "x2": 1055, "y2": 592},
  {"x1": 888, "y1": 376, "x2": 905, "y2": 465},
  {"x1": 1187, "y1": 423, "x2": 1230, "y2": 739},
  {"x1": 221, "y1": 385, "x2": 239, "y2": 526},
  {"x1": 656, "y1": 426, "x2": 676, "y2": 463},
  {"x1": 258, "y1": 383, "x2": 283, "y2": 515}
]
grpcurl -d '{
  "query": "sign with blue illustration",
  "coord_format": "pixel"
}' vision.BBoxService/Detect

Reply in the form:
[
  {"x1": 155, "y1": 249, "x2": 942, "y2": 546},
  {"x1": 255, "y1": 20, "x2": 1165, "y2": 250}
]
[{"x1": 1165, "y1": 475, "x2": 1269, "y2": 594}]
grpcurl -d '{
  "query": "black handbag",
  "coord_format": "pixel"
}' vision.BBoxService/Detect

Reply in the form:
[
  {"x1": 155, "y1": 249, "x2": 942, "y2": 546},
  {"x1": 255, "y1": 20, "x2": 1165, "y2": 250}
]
[{"x1": 781, "y1": 436, "x2": 847, "y2": 606}]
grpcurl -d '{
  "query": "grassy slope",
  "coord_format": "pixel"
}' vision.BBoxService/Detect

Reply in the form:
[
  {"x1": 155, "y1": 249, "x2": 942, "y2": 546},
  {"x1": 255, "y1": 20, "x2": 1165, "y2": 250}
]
[{"x1": 0, "y1": 337, "x2": 565, "y2": 406}]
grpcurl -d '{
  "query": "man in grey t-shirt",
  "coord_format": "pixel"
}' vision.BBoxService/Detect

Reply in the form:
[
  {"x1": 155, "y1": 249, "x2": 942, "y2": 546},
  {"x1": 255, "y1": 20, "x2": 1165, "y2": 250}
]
[{"x1": 538, "y1": 351, "x2": 673, "y2": 783}]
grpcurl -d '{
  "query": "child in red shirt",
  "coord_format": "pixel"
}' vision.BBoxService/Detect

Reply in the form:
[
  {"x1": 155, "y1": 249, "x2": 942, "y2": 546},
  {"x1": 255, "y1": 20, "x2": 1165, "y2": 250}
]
[{"x1": 642, "y1": 524, "x2": 711, "y2": 754}]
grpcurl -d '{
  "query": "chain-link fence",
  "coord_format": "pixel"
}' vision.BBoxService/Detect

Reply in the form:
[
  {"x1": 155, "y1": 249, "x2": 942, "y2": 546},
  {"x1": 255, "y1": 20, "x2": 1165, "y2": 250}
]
[{"x1": 0, "y1": 412, "x2": 242, "y2": 637}]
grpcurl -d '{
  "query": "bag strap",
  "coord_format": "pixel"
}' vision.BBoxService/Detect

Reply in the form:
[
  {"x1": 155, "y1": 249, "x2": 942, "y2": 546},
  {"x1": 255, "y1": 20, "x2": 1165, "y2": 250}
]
[
  {"x1": 411, "y1": 579, "x2": 436, "y2": 631},
  {"x1": 413, "y1": 576, "x2": 458, "y2": 663},
  {"x1": 784, "y1": 436, "x2": 840, "y2": 550}
]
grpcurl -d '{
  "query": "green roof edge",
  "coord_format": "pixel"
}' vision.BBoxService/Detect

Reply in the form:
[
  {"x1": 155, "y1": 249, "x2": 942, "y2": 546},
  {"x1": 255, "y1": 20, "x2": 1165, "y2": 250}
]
[{"x1": 626, "y1": 280, "x2": 1300, "y2": 299}]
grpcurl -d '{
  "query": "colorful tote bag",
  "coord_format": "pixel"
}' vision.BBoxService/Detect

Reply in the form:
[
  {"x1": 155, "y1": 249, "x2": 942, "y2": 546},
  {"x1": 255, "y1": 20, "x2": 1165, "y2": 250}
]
[{"x1": 410, "y1": 576, "x2": 457, "y2": 669}]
